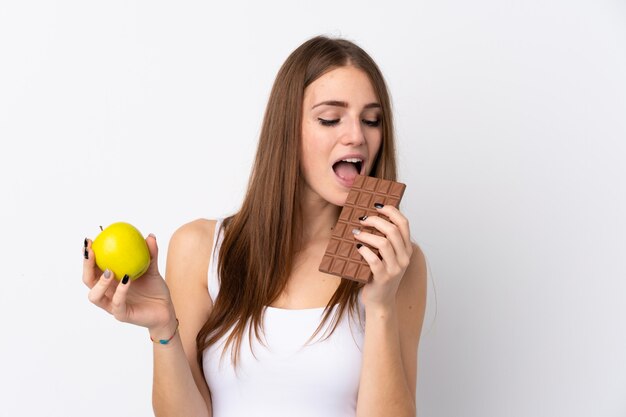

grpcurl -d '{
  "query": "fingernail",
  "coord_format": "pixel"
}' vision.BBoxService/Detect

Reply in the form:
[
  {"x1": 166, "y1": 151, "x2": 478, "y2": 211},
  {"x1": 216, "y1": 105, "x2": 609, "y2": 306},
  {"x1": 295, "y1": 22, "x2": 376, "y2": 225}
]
[
  {"x1": 352, "y1": 228, "x2": 361, "y2": 235},
  {"x1": 148, "y1": 233, "x2": 156, "y2": 239},
  {"x1": 84, "y1": 249, "x2": 88, "y2": 260},
  {"x1": 122, "y1": 274, "x2": 129, "y2": 284},
  {"x1": 84, "y1": 238, "x2": 88, "y2": 248},
  {"x1": 374, "y1": 203, "x2": 384, "y2": 209},
  {"x1": 356, "y1": 243, "x2": 363, "y2": 249},
  {"x1": 104, "y1": 269, "x2": 111, "y2": 279},
  {"x1": 358, "y1": 215, "x2": 368, "y2": 221}
]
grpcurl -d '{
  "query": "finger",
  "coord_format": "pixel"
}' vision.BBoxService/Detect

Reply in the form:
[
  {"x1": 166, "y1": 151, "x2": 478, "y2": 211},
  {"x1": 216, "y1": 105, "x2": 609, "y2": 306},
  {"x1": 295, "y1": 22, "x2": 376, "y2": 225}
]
[
  {"x1": 359, "y1": 215, "x2": 409, "y2": 266},
  {"x1": 353, "y1": 229, "x2": 396, "y2": 269},
  {"x1": 144, "y1": 233, "x2": 160, "y2": 276},
  {"x1": 356, "y1": 243, "x2": 385, "y2": 278},
  {"x1": 82, "y1": 238, "x2": 98, "y2": 288},
  {"x1": 87, "y1": 269, "x2": 117, "y2": 313},
  {"x1": 111, "y1": 274, "x2": 131, "y2": 322},
  {"x1": 373, "y1": 204, "x2": 411, "y2": 250}
]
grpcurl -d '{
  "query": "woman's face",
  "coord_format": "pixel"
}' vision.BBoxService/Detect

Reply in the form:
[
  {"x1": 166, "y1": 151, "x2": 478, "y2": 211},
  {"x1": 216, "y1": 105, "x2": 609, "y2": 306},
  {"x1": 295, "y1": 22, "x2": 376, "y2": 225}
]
[{"x1": 300, "y1": 66, "x2": 383, "y2": 206}]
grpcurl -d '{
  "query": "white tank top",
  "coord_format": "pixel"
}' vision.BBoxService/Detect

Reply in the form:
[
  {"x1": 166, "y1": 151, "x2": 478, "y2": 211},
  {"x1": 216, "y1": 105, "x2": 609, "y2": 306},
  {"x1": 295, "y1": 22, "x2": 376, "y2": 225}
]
[{"x1": 202, "y1": 218, "x2": 366, "y2": 417}]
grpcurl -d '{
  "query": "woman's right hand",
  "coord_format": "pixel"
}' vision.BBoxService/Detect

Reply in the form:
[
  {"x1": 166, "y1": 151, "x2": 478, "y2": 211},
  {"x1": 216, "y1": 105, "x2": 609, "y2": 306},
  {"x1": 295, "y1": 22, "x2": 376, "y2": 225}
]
[{"x1": 82, "y1": 234, "x2": 177, "y2": 335}]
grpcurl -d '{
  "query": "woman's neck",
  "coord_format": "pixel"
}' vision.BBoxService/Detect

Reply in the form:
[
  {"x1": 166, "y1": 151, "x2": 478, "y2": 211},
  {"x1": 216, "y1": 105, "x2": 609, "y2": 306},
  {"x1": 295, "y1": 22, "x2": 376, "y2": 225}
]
[{"x1": 299, "y1": 195, "x2": 341, "y2": 245}]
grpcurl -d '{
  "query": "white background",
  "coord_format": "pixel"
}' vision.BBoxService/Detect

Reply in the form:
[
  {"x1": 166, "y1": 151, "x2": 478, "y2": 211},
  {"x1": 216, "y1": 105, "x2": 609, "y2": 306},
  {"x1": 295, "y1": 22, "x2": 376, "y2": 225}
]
[{"x1": 1, "y1": 1, "x2": 625, "y2": 416}]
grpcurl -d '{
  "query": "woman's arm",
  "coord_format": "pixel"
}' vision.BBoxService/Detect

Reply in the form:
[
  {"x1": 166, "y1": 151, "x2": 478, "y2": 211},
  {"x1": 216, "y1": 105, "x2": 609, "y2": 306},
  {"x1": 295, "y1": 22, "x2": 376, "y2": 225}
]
[
  {"x1": 84, "y1": 219, "x2": 215, "y2": 416},
  {"x1": 356, "y1": 243, "x2": 427, "y2": 417},
  {"x1": 152, "y1": 219, "x2": 216, "y2": 417},
  {"x1": 353, "y1": 204, "x2": 428, "y2": 417}
]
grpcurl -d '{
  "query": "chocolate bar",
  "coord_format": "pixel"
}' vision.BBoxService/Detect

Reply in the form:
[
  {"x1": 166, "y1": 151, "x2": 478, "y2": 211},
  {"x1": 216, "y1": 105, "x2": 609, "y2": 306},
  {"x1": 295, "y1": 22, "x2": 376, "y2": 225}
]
[{"x1": 319, "y1": 175, "x2": 406, "y2": 283}]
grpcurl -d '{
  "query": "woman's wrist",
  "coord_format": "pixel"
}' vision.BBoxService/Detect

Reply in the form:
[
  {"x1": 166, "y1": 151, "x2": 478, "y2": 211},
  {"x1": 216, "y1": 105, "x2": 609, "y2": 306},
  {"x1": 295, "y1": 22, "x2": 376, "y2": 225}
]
[
  {"x1": 148, "y1": 310, "x2": 178, "y2": 341},
  {"x1": 364, "y1": 301, "x2": 397, "y2": 320},
  {"x1": 149, "y1": 318, "x2": 179, "y2": 345}
]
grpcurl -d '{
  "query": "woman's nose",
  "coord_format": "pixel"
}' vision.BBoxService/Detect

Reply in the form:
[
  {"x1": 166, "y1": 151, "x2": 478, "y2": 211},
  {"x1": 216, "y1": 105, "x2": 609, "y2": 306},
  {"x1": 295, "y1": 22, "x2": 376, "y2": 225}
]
[{"x1": 340, "y1": 118, "x2": 365, "y2": 146}]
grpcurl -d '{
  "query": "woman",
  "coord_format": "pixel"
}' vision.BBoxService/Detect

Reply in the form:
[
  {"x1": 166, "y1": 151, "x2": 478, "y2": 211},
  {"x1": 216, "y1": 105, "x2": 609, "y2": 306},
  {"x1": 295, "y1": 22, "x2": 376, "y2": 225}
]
[{"x1": 83, "y1": 35, "x2": 427, "y2": 417}]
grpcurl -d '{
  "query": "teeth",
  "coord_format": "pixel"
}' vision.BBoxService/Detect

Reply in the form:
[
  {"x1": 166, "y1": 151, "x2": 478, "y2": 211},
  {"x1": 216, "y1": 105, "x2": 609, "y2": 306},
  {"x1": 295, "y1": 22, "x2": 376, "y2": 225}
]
[{"x1": 341, "y1": 158, "x2": 362, "y2": 163}]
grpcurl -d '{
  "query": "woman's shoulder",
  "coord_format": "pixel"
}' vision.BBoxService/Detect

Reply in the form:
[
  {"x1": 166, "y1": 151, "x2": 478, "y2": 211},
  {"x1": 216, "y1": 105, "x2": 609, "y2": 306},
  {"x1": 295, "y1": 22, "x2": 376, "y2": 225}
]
[
  {"x1": 166, "y1": 218, "x2": 219, "y2": 289},
  {"x1": 167, "y1": 219, "x2": 220, "y2": 272},
  {"x1": 171, "y1": 218, "x2": 218, "y2": 247},
  {"x1": 402, "y1": 241, "x2": 427, "y2": 295}
]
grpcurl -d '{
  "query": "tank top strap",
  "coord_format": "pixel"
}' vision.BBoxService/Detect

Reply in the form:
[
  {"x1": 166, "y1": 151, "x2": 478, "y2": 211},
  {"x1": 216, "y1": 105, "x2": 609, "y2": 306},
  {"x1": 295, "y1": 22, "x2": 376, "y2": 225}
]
[{"x1": 207, "y1": 218, "x2": 224, "y2": 303}]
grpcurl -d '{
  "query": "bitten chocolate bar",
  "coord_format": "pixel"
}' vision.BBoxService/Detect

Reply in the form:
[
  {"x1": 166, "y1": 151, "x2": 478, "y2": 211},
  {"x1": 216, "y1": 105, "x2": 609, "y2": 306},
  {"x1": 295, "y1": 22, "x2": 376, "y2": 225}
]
[{"x1": 319, "y1": 175, "x2": 406, "y2": 283}]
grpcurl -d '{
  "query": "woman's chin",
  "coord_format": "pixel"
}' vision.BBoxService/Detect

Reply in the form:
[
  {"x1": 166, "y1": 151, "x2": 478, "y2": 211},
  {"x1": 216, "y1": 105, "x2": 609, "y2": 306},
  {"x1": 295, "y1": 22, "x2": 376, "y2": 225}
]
[{"x1": 327, "y1": 190, "x2": 350, "y2": 207}]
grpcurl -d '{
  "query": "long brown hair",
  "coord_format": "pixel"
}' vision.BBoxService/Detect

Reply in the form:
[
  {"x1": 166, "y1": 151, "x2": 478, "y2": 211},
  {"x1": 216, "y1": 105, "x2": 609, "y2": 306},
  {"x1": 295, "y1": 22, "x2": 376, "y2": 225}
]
[{"x1": 196, "y1": 35, "x2": 398, "y2": 368}]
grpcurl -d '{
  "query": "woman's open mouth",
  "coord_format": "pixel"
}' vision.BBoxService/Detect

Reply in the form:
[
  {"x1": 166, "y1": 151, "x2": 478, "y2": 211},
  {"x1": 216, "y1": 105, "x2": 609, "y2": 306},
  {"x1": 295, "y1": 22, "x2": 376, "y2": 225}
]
[{"x1": 332, "y1": 158, "x2": 363, "y2": 187}]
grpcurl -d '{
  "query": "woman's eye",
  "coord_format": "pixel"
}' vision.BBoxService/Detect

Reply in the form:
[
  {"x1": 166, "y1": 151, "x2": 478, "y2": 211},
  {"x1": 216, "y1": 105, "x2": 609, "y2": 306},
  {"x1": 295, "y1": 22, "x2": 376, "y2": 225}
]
[
  {"x1": 363, "y1": 119, "x2": 381, "y2": 127},
  {"x1": 317, "y1": 118, "x2": 380, "y2": 127},
  {"x1": 318, "y1": 118, "x2": 340, "y2": 126}
]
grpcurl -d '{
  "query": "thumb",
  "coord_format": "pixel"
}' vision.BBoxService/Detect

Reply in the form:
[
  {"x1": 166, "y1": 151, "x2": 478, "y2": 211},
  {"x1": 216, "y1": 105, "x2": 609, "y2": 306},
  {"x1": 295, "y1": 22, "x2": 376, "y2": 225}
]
[{"x1": 145, "y1": 233, "x2": 160, "y2": 275}]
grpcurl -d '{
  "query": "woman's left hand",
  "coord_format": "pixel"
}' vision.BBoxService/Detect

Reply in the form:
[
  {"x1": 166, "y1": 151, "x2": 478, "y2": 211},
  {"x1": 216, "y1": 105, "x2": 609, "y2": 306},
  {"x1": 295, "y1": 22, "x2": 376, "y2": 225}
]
[{"x1": 354, "y1": 204, "x2": 413, "y2": 310}]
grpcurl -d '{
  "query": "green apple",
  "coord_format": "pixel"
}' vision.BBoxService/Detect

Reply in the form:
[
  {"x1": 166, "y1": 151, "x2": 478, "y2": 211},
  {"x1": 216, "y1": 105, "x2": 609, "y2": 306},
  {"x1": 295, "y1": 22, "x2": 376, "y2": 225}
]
[{"x1": 92, "y1": 222, "x2": 150, "y2": 281}]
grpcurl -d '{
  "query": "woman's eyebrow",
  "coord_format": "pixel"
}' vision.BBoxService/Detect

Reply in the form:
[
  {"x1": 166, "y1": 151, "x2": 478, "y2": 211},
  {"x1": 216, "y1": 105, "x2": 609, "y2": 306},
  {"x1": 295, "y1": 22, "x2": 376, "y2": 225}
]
[{"x1": 311, "y1": 100, "x2": 381, "y2": 110}]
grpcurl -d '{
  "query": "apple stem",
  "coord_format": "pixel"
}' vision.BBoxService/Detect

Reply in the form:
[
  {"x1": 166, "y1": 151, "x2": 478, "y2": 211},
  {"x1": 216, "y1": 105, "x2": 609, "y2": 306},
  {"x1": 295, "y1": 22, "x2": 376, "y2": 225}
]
[{"x1": 99, "y1": 225, "x2": 103, "y2": 231}]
